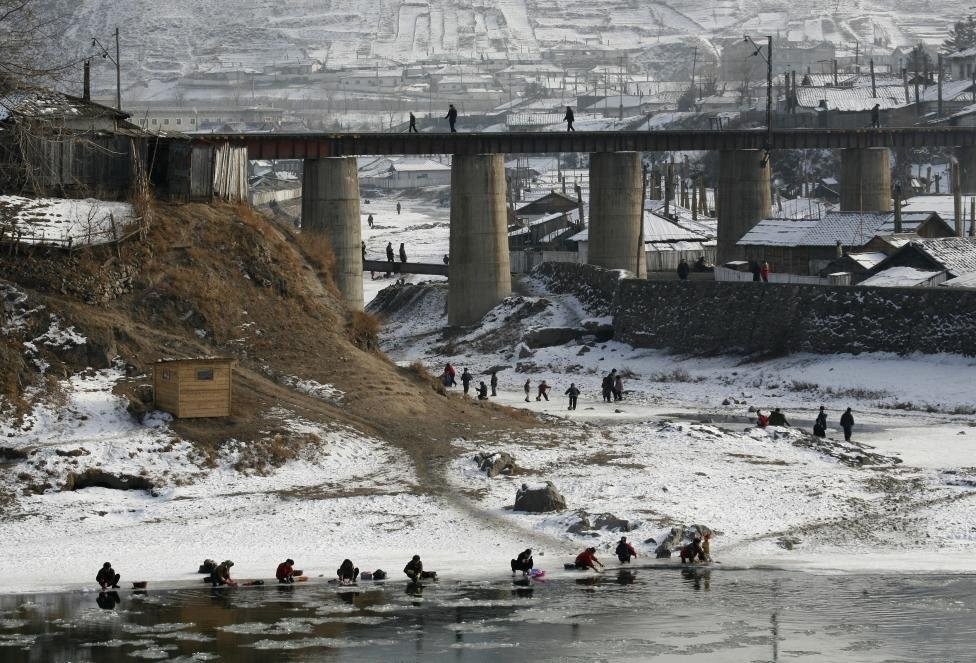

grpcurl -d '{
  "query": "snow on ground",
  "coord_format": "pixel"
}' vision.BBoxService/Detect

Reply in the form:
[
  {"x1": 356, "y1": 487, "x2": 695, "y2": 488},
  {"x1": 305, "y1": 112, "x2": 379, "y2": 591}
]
[
  {"x1": 0, "y1": 197, "x2": 137, "y2": 247},
  {"x1": 0, "y1": 366, "x2": 533, "y2": 594},
  {"x1": 360, "y1": 194, "x2": 450, "y2": 304},
  {"x1": 369, "y1": 240, "x2": 976, "y2": 574}
]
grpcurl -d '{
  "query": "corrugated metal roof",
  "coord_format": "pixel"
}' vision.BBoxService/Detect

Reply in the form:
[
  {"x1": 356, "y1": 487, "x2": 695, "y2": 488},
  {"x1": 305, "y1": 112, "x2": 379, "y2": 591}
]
[
  {"x1": 738, "y1": 212, "x2": 897, "y2": 247},
  {"x1": 920, "y1": 80, "x2": 975, "y2": 102},
  {"x1": 847, "y1": 251, "x2": 888, "y2": 268},
  {"x1": 912, "y1": 237, "x2": 976, "y2": 276},
  {"x1": 795, "y1": 85, "x2": 908, "y2": 111},
  {"x1": 940, "y1": 271, "x2": 976, "y2": 288},
  {"x1": 860, "y1": 266, "x2": 944, "y2": 287}
]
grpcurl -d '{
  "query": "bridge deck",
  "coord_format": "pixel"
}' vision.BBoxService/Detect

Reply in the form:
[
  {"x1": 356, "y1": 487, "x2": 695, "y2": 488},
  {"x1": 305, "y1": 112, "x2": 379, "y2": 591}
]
[
  {"x1": 363, "y1": 259, "x2": 449, "y2": 276},
  {"x1": 198, "y1": 128, "x2": 976, "y2": 159}
]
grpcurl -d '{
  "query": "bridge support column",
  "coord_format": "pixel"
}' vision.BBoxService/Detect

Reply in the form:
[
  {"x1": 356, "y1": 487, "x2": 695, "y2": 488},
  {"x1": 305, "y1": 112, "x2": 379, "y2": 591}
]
[
  {"x1": 302, "y1": 157, "x2": 363, "y2": 310},
  {"x1": 587, "y1": 151, "x2": 646, "y2": 276},
  {"x1": 448, "y1": 154, "x2": 511, "y2": 326},
  {"x1": 957, "y1": 146, "x2": 976, "y2": 194},
  {"x1": 717, "y1": 149, "x2": 771, "y2": 263},
  {"x1": 840, "y1": 148, "x2": 891, "y2": 212}
]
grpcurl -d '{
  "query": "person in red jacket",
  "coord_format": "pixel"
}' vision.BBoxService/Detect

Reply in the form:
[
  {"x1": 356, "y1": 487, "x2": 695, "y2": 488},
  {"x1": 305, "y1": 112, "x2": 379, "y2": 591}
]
[
  {"x1": 574, "y1": 547, "x2": 604, "y2": 571},
  {"x1": 276, "y1": 558, "x2": 295, "y2": 584},
  {"x1": 756, "y1": 410, "x2": 769, "y2": 428}
]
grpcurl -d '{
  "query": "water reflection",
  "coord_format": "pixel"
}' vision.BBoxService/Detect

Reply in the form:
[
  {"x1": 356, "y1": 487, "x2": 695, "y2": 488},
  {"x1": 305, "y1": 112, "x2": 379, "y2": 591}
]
[
  {"x1": 95, "y1": 591, "x2": 120, "y2": 610},
  {"x1": 0, "y1": 571, "x2": 972, "y2": 662}
]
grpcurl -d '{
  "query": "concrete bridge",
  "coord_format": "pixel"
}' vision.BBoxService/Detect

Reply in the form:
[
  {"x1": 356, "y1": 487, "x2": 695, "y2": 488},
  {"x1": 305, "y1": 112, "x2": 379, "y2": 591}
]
[{"x1": 196, "y1": 129, "x2": 976, "y2": 325}]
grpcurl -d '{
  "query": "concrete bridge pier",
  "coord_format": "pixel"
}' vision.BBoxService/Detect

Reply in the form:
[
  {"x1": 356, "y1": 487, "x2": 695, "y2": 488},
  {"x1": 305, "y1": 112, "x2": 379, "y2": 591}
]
[
  {"x1": 957, "y1": 146, "x2": 976, "y2": 194},
  {"x1": 587, "y1": 151, "x2": 646, "y2": 277},
  {"x1": 716, "y1": 149, "x2": 771, "y2": 262},
  {"x1": 448, "y1": 153, "x2": 512, "y2": 326},
  {"x1": 302, "y1": 157, "x2": 364, "y2": 310},
  {"x1": 840, "y1": 148, "x2": 891, "y2": 212}
]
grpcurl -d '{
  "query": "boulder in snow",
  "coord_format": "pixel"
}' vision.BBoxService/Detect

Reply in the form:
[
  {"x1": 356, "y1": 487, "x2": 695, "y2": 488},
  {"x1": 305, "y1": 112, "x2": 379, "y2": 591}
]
[
  {"x1": 473, "y1": 451, "x2": 516, "y2": 478},
  {"x1": 514, "y1": 481, "x2": 566, "y2": 513}
]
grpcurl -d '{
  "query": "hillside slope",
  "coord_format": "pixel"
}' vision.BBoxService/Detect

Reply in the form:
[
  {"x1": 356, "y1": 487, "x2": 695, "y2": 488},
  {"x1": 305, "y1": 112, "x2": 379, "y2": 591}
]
[{"x1": 1, "y1": 201, "x2": 528, "y2": 466}]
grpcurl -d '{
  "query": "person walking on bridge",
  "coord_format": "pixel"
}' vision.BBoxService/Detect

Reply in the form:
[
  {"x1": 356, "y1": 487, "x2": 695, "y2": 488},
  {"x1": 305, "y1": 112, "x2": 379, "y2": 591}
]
[
  {"x1": 871, "y1": 103, "x2": 880, "y2": 128},
  {"x1": 564, "y1": 106, "x2": 575, "y2": 131},
  {"x1": 399, "y1": 242, "x2": 407, "y2": 263},
  {"x1": 445, "y1": 104, "x2": 458, "y2": 132},
  {"x1": 408, "y1": 112, "x2": 418, "y2": 133},
  {"x1": 385, "y1": 242, "x2": 395, "y2": 277}
]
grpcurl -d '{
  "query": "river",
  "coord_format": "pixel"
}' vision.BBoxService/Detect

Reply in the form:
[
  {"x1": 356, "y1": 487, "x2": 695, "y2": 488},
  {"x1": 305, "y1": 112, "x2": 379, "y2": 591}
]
[{"x1": 0, "y1": 567, "x2": 973, "y2": 661}]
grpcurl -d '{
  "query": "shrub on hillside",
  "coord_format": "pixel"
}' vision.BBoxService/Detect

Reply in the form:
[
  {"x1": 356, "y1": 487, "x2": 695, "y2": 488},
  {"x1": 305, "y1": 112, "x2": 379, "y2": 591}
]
[{"x1": 348, "y1": 311, "x2": 380, "y2": 351}]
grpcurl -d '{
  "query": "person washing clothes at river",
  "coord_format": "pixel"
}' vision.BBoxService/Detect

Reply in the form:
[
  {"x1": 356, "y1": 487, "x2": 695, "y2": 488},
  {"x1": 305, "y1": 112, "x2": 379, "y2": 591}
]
[
  {"x1": 477, "y1": 381, "x2": 489, "y2": 400},
  {"x1": 814, "y1": 406, "x2": 828, "y2": 437},
  {"x1": 210, "y1": 560, "x2": 237, "y2": 587},
  {"x1": 337, "y1": 559, "x2": 359, "y2": 584},
  {"x1": 840, "y1": 407, "x2": 855, "y2": 442},
  {"x1": 574, "y1": 547, "x2": 604, "y2": 572},
  {"x1": 756, "y1": 409, "x2": 769, "y2": 428},
  {"x1": 96, "y1": 562, "x2": 120, "y2": 590},
  {"x1": 565, "y1": 383, "x2": 580, "y2": 410},
  {"x1": 404, "y1": 555, "x2": 436, "y2": 582},
  {"x1": 615, "y1": 537, "x2": 638, "y2": 563},
  {"x1": 511, "y1": 549, "x2": 534, "y2": 576},
  {"x1": 536, "y1": 380, "x2": 550, "y2": 401},
  {"x1": 680, "y1": 534, "x2": 708, "y2": 564},
  {"x1": 276, "y1": 559, "x2": 295, "y2": 584}
]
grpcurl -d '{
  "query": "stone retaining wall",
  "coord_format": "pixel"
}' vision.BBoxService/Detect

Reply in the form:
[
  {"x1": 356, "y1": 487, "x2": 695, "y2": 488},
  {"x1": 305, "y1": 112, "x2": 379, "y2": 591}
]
[{"x1": 612, "y1": 279, "x2": 976, "y2": 356}]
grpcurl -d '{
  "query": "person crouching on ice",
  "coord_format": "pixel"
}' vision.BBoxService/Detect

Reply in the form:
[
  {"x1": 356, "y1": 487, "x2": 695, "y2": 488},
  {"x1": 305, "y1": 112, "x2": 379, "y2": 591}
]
[
  {"x1": 574, "y1": 547, "x2": 604, "y2": 572},
  {"x1": 511, "y1": 549, "x2": 534, "y2": 576}
]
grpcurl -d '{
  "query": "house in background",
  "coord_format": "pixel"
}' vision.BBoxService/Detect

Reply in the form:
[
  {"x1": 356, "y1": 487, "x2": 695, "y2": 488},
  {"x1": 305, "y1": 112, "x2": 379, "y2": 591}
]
[
  {"x1": 736, "y1": 211, "x2": 954, "y2": 275},
  {"x1": 859, "y1": 266, "x2": 947, "y2": 288},
  {"x1": 865, "y1": 237, "x2": 976, "y2": 282},
  {"x1": 359, "y1": 157, "x2": 451, "y2": 189}
]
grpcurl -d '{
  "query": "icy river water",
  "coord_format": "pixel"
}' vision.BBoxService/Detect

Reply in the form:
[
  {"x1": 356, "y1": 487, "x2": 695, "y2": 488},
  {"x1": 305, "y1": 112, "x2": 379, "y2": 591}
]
[{"x1": 1, "y1": 569, "x2": 973, "y2": 662}]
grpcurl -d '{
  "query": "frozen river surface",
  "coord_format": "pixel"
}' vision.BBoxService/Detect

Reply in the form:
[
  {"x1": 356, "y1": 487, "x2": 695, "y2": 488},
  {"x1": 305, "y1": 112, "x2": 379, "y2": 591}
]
[{"x1": 1, "y1": 569, "x2": 973, "y2": 661}]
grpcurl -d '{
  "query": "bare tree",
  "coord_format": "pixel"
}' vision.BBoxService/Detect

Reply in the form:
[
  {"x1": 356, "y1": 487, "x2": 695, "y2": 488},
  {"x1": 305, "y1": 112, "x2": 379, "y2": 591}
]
[{"x1": 0, "y1": 0, "x2": 74, "y2": 92}]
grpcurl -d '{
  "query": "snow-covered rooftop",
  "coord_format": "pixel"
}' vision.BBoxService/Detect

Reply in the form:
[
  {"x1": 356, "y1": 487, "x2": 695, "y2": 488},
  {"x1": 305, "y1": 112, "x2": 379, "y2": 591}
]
[
  {"x1": 795, "y1": 85, "x2": 909, "y2": 111},
  {"x1": 739, "y1": 212, "x2": 909, "y2": 247},
  {"x1": 859, "y1": 266, "x2": 944, "y2": 287}
]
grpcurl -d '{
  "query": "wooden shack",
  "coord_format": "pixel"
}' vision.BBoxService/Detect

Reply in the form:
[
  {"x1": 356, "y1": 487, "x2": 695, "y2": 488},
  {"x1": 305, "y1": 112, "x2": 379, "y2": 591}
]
[{"x1": 153, "y1": 358, "x2": 235, "y2": 418}]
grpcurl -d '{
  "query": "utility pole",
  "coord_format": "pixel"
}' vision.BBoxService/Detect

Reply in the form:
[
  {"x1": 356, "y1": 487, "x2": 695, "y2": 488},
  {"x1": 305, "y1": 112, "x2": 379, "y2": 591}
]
[
  {"x1": 744, "y1": 34, "x2": 773, "y2": 166},
  {"x1": 91, "y1": 28, "x2": 122, "y2": 110},
  {"x1": 115, "y1": 28, "x2": 121, "y2": 110}
]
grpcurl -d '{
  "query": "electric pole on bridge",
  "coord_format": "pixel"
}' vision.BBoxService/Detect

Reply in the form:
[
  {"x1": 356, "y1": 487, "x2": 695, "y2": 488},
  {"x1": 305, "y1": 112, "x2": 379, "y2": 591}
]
[{"x1": 745, "y1": 34, "x2": 773, "y2": 167}]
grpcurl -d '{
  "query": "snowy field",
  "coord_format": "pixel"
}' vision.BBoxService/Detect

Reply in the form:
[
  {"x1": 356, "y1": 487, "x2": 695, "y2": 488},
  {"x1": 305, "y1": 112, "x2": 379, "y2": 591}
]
[
  {"x1": 0, "y1": 197, "x2": 137, "y2": 247},
  {"x1": 2, "y1": 191, "x2": 975, "y2": 595}
]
